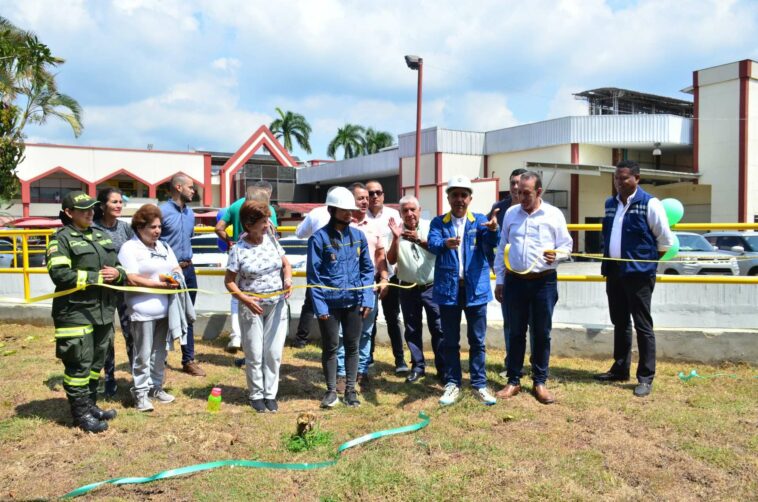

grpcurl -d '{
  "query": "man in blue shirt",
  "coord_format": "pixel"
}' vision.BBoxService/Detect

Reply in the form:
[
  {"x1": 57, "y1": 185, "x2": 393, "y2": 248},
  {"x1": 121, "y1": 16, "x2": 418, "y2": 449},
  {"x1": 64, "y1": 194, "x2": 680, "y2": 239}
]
[
  {"x1": 428, "y1": 175, "x2": 500, "y2": 407},
  {"x1": 160, "y1": 174, "x2": 205, "y2": 376}
]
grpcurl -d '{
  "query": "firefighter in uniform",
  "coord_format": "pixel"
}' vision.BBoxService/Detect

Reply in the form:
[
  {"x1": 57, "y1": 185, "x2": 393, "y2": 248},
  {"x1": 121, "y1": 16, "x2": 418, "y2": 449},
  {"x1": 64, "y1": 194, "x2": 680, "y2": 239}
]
[{"x1": 47, "y1": 191, "x2": 127, "y2": 433}]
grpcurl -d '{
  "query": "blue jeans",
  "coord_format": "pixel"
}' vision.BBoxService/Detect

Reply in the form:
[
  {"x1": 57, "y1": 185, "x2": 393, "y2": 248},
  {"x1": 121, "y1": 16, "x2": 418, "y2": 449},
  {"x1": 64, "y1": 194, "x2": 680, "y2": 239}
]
[
  {"x1": 337, "y1": 305, "x2": 377, "y2": 376},
  {"x1": 399, "y1": 285, "x2": 444, "y2": 374},
  {"x1": 439, "y1": 287, "x2": 488, "y2": 389},
  {"x1": 504, "y1": 272, "x2": 558, "y2": 386},
  {"x1": 181, "y1": 264, "x2": 197, "y2": 365}
]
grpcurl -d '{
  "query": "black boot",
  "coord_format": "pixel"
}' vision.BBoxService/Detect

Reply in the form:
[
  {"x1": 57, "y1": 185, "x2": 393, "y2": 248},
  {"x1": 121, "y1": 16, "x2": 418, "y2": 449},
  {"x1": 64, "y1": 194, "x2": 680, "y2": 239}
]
[
  {"x1": 89, "y1": 392, "x2": 117, "y2": 421},
  {"x1": 70, "y1": 397, "x2": 108, "y2": 433}
]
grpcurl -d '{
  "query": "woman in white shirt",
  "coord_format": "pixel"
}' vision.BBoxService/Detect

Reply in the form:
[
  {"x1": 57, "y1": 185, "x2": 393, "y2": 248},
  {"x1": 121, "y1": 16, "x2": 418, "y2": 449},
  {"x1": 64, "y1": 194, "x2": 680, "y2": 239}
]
[
  {"x1": 224, "y1": 201, "x2": 292, "y2": 413},
  {"x1": 118, "y1": 204, "x2": 181, "y2": 412}
]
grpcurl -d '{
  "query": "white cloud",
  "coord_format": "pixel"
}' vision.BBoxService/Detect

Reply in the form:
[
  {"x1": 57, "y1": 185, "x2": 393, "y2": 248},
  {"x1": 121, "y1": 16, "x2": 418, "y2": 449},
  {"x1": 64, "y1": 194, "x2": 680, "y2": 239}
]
[
  {"x1": 450, "y1": 92, "x2": 519, "y2": 132},
  {"x1": 546, "y1": 87, "x2": 589, "y2": 119}
]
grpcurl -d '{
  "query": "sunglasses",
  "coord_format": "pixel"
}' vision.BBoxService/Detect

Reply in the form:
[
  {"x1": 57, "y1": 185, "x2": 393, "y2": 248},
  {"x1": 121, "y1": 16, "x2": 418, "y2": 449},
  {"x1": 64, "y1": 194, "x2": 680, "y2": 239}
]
[{"x1": 368, "y1": 190, "x2": 383, "y2": 197}]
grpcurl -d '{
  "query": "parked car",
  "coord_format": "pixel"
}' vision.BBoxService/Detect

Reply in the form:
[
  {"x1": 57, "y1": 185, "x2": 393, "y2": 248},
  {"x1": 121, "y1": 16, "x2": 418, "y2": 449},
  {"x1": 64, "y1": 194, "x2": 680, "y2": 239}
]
[
  {"x1": 657, "y1": 232, "x2": 739, "y2": 276},
  {"x1": 0, "y1": 236, "x2": 47, "y2": 268},
  {"x1": 703, "y1": 231, "x2": 758, "y2": 276},
  {"x1": 189, "y1": 234, "x2": 228, "y2": 269},
  {"x1": 278, "y1": 236, "x2": 308, "y2": 272}
]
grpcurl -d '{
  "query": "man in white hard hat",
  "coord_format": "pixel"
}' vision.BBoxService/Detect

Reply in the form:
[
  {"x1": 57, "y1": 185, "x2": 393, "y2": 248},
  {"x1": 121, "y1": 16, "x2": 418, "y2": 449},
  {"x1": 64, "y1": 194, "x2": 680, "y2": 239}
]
[
  {"x1": 307, "y1": 186, "x2": 375, "y2": 409},
  {"x1": 428, "y1": 175, "x2": 500, "y2": 406}
]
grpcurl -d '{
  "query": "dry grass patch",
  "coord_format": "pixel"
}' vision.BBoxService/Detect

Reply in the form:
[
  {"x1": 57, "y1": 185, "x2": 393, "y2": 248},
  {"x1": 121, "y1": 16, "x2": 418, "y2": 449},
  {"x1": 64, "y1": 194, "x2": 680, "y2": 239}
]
[{"x1": 0, "y1": 322, "x2": 756, "y2": 501}]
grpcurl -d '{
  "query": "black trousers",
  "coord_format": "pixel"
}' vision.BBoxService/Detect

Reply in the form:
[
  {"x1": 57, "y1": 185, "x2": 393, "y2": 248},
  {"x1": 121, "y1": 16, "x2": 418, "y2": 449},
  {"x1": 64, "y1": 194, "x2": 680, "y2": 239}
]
[
  {"x1": 319, "y1": 305, "x2": 362, "y2": 393},
  {"x1": 370, "y1": 275, "x2": 406, "y2": 365},
  {"x1": 294, "y1": 288, "x2": 314, "y2": 344},
  {"x1": 605, "y1": 268, "x2": 657, "y2": 384}
]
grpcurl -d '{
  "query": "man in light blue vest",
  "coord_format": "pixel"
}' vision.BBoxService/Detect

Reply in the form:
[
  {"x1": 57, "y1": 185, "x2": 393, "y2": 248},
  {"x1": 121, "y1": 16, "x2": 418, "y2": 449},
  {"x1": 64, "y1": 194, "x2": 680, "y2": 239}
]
[{"x1": 595, "y1": 160, "x2": 674, "y2": 397}]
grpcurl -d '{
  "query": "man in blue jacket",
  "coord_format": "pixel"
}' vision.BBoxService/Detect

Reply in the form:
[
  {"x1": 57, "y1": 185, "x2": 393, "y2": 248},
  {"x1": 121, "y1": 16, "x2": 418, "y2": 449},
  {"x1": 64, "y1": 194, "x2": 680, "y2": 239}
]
[
  {"x1": 595, "y1": 160, "x2": 673, "y2": 397},
  {"x1": 307, "y1": 186, "x2": 375, "y2": 409},
  {"x1": 428, "y1": 175, "x2": 500, "y2": 406}
]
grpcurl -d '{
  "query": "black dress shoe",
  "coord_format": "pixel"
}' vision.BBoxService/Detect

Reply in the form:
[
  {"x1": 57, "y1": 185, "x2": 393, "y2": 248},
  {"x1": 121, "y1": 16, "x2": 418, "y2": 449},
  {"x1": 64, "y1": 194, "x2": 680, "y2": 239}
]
[
  {"x1": 593, "y1": 371, "x2": 630, "y2": 382},
  {"x1": 634, "y1": 383, "x2": 652, "y2": 397},
  {"x1": 406, "y1": 369, "x2": 425, "y2": 383}
]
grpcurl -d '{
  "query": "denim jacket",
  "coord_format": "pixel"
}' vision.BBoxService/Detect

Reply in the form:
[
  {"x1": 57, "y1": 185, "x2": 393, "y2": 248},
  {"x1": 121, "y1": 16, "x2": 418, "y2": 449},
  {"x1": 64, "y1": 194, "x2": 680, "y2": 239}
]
[
  {"x1": 428, "y1": 211, "x2": 498, "y2": 306},
  {"x1": 307, "y1": 221, "x2": 375, "y2": 317}
]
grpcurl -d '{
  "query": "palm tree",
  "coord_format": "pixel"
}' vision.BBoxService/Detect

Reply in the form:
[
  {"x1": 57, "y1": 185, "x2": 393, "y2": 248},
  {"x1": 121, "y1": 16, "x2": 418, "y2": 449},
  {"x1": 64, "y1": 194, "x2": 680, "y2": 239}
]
[
  {"x1": 363, "y1": 128, "x2": 394, "y2": 154},
  {"x1": 0, "y1": 16, "x2": 82, "y2": 201},
  {"x1": 269, "y1": 107, "x2": 312, "y2": 154},
  {"x1": 327, "y1": 124, "x2": 365, "y2": 160}
]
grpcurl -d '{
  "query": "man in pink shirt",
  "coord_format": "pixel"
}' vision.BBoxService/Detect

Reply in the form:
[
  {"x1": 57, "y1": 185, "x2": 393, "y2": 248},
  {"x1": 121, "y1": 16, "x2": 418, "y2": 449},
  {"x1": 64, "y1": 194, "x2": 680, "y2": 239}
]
[{"x1": 335, "y1": 182, "x2": 388, "y2": 392}]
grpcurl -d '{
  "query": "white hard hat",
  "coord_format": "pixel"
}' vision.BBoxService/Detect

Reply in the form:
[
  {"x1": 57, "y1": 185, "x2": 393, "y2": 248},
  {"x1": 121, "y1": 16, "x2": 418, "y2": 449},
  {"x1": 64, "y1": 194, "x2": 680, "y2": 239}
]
[
  {"x1": 325, "y1": 186, "x2": 359, "y2": 211},
  {"x1": 447, "y1": 175, "x2": 473, "y2": 193}
]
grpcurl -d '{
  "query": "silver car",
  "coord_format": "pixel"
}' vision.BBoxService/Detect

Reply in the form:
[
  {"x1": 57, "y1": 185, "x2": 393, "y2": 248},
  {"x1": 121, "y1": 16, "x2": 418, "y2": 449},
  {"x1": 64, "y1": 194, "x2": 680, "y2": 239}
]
[
  {"x1": 704, "y1": 231, "x2": 758, "y2": 276},
  {"x1": 657, "y1": 232, "x2": 739, "y2": 276}
]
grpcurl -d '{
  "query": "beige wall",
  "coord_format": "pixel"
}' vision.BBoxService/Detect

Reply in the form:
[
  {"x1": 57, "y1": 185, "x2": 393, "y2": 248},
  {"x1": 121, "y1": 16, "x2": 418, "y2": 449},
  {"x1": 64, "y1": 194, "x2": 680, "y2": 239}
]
[
  {"x1": 697, "y1": 77, "x2": 740, "y2": 222},
  {"x1": 576, "y1": 172, "x2": 613, "y2": 251},
  {"x1": 401, "y1": 154, "x2": 436, "y2": 187},
  {"x1": 578, "y1": 145, "x2": 612, "y2": 165},
  {"x1": 645, "y1": 182, "x2": 712, "y2": 224},
  {"x1": 488, "y1": 145, "x2": 572, "y2": 183},
  {"x1": 440, "y1": 153, "x2": 485, "y2": 182},
  {"x1": 749, "y1": 79, "x2": 758, "y2": 222}
]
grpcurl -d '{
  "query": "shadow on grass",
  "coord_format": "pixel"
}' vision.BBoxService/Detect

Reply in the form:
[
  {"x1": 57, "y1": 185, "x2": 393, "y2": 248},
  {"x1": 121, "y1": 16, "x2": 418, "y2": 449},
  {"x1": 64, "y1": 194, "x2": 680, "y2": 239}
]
[{"x1": 15, "y1": 397, "x2": 69, "y2": 426}]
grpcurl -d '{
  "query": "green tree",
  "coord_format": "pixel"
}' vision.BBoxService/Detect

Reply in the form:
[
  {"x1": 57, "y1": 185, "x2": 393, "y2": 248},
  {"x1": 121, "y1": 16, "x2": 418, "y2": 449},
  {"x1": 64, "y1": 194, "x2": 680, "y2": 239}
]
[
  {"x1": 0, "y1": 16, "x2": 82, "y2": 201},
  {"x1": 363, "y1": 127, "x2": 394, "y2": 154},
  {"x1": 327, "y1": 123, "x2": 365, "y2": 160},
  {"x1": 269, "y1": 107, "x2": 312, "y2": 154}
]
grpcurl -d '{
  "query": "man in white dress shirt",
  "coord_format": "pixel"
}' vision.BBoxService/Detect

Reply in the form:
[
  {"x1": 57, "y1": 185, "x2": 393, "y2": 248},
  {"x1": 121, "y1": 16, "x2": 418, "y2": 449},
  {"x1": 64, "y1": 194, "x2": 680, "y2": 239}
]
[
  {"x1": 494, "y1": 171, "x2": 572, "y2": 404},
  {"x1": 594, "y1": 160, "x2": 674, "y2": 398}
]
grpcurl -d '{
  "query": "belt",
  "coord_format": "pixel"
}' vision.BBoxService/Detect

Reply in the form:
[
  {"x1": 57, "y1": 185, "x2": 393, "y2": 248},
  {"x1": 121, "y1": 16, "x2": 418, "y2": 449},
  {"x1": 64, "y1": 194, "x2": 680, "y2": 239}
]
[
  {"x1": 178, "y1": 260, "x2": 192, "y2": 269},
  {"x1": 506, "y1": 269, "x2": 556, "y2": 280},
  {"x1": 399, "y1": 280, "x2": 434, "y2": 291}
]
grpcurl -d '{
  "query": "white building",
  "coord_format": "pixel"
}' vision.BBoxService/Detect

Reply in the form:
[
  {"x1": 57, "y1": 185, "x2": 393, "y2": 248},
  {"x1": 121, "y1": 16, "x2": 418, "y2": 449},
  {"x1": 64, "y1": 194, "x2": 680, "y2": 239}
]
[{"x1": 296, "y1": 59, "x2": 758, "y2": 252}]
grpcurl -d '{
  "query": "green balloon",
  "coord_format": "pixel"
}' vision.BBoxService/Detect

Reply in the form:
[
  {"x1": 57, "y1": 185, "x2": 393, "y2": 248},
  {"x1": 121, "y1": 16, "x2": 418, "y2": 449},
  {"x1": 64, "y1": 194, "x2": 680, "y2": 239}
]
[
  {"x1": 662, "y1": 198, "x2": 684, "y2": 226},
  {"x1": 661, "y1": 233, "x2": 679, "y2": 261}
]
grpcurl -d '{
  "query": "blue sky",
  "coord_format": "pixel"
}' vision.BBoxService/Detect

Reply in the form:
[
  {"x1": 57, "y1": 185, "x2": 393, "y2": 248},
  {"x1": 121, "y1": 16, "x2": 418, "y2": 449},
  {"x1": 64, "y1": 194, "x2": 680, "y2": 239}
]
[{"x1": 3, "y1": 0, "x2": 757, "y2": 161}]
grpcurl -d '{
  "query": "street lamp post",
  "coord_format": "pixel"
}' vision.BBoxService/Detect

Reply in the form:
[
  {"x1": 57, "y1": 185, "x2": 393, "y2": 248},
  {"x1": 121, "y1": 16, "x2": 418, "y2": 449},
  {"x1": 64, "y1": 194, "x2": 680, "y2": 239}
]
[{"x1": 405, "y1": 55, "x2": 423, "y2": 198}]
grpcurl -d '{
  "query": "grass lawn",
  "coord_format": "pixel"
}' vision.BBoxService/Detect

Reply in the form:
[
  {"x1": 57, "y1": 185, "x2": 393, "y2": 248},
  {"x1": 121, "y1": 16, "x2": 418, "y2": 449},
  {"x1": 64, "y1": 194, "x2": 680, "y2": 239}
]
[{"x1": 0, "y1": 322, "x2": 756, "y2": 501}]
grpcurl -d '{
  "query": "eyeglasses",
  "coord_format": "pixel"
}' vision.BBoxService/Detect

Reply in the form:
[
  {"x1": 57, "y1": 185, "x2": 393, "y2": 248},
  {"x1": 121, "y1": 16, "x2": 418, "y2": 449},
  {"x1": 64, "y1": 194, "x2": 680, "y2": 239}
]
[
  {"x1": 368, "y1": 190, "x2": 383, "y2": 197},
  {"x1": 150, "y1": 251, "x2": 168, "y2": 260},
  {"x1": 411, "y1": 243, "x2": 421, "y2": 261}
]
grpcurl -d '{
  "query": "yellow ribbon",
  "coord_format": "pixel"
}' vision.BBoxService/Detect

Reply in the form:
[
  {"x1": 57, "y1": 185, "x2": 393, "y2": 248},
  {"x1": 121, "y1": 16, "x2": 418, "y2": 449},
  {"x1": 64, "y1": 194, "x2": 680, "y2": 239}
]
[{"x1": 0, "y1": 281, "x2": 419, "y2": 305}]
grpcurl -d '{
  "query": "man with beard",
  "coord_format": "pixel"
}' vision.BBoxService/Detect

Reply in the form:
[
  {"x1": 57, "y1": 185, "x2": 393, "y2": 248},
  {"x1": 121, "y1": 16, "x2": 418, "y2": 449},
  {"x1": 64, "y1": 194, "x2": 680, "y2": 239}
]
[{"x1": 159, "y1": 174, "x2": 205, "y2": 376}]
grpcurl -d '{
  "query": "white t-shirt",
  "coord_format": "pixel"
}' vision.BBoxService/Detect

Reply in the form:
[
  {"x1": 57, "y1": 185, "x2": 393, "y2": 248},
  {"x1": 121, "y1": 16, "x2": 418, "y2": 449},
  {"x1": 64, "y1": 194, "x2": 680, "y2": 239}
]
[
  {"x1": 118, "y1": 237, "x2": 180, "y2": 321},
  {"x1": 227, "y1": 233, "x2": 286, "y2": 305}
]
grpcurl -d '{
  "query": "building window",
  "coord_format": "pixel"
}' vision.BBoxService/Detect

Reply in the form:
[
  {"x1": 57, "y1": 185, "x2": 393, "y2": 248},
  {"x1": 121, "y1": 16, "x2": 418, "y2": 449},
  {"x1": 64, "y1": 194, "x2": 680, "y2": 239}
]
[
  {"x1": 30, "y1": 176, "x2": 85, "y2": 203},
  {"x1": 233, "y1": 164, "x2": 296, "y2": 203}
]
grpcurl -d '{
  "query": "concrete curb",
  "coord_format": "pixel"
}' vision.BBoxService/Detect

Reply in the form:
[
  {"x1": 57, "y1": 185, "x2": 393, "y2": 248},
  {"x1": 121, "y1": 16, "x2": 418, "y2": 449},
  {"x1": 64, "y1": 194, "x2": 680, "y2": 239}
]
[{"x1": 2, "y1": 304, "x2": 755, "y2": 364}]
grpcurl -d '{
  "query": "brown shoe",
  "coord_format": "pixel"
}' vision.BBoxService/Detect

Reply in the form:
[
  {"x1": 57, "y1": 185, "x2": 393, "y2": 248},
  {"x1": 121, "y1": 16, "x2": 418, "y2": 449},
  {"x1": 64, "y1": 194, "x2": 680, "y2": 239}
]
[
  {"x1": 336, "y1": 376, "x2": 347, "y2": 394},
  {"x1": 495, "y1": 384, "x2": 521, "y2": 399},
  {"x1": 533, "y1": 384, "x2": 555, "y2": 405},
  {"x1": 182, "y1": 361, "x2": 206, "y2": 377}
]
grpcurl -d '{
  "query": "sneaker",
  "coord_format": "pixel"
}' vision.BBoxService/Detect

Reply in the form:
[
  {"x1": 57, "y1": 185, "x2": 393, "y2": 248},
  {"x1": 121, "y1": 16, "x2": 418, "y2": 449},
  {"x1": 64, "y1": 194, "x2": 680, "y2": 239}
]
[
  {"x1": 344, "y1": 390, "x2": 361, "y2": 407},
  {"x1": 225, "y1": 336, "x2": 241, "y2": 354},
  {"x1": 135, "y1": 394, "x2": 154, "y2": 412},
  {"x1": 264, "y1": 398, "x2": 278, "y2": 413},
  {"x1": 250, "y1": 399, "x2": 266, "y2": 413},
  {"x1": 292, "y1": 339, "x2": 308, "y2": 349},
  {"x1": 234, "y1": 358, "x2": 246, "y2": 368},
  {"x1": 395, "y1": 362, "x2": 410, "y2": 374},
  {"x1": 439, "y1": 383, "x2": 460, "y2": 406},
  {"x1": 336, "y1": 376, "x2": 347, "y2": 394},
  {"x1": 320, "y1": 390, "x2": 339, "y2": 408},
  {"x1": 148, "y1": 388, "x2": 175, "y2": 404},
  {"x1": 475, "y1": 387, "x2": 497, "y2": 406},
  {"x1": 634, "y1": 382, "x2": 652, "y2": 397},
  {"x1": 182, "y1": 361, "x2": 206, "y2": 377}
]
